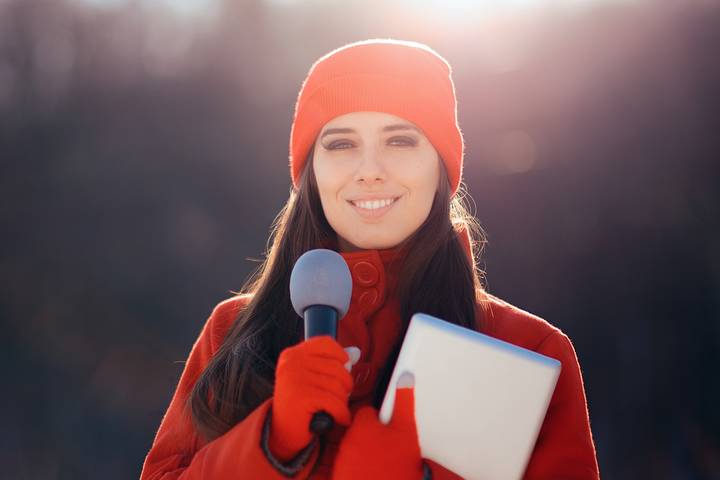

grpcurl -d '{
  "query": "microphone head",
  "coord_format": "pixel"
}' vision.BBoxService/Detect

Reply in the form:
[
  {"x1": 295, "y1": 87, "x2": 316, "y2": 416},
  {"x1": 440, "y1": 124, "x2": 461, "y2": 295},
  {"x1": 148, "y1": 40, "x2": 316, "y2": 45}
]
[{"x1": 290, "y1": 249, "x2": 353, "y2": 319}]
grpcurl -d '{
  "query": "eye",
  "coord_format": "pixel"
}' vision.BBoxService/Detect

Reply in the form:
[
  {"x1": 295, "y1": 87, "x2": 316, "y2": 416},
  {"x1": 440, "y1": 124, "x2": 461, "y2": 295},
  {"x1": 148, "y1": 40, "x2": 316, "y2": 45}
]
[
  {"x1": 388, "y1": 136, "x2": 417, "y2": 147},
  {"x1": 324, "y1": 140, "x2": 354, "y2": 150}
]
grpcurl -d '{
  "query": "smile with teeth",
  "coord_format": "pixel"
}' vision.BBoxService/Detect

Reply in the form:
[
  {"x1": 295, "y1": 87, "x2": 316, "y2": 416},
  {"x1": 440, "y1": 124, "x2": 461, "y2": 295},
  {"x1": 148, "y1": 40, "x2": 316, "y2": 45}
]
[{"x1": 350, "y1": 198, "x2": 397, "y2": 210}]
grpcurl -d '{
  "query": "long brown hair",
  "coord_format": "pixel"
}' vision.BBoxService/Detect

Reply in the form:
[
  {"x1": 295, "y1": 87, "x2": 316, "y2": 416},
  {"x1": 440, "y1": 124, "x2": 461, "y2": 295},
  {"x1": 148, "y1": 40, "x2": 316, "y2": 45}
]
[{"x1": 188, "y1": 147, "x2": 488, "y2": 441}]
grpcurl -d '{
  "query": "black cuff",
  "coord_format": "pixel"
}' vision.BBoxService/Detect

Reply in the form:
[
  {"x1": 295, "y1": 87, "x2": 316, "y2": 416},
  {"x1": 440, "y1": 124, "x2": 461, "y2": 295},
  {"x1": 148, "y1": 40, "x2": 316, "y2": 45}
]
[
  {"x1": 422, "y1": 460, "x2": 433, "y2": 480},
  {"x1": 260, "y1": 406, "x2": 318, "y2": 477}
]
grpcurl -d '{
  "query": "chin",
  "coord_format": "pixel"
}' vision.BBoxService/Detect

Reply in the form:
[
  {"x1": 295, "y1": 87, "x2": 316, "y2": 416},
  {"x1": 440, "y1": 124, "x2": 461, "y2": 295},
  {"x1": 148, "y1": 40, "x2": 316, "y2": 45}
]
[{"x1": 345, "y1": 235, "x2": 403, "y2": 251}]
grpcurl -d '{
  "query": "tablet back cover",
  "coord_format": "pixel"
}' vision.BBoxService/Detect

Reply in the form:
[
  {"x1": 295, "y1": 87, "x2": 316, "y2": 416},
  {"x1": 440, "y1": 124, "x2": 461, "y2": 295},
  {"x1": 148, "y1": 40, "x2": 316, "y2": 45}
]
[{"x1": 379, "y1": 313, "x2": 561, "y2": 480}]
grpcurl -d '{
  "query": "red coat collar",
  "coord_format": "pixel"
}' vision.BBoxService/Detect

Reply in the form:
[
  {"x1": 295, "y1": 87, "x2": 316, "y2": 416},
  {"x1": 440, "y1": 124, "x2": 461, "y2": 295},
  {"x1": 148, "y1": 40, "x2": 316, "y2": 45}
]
[{"x1": 319, "y1": 224, "x2": 475, "y2": 310}]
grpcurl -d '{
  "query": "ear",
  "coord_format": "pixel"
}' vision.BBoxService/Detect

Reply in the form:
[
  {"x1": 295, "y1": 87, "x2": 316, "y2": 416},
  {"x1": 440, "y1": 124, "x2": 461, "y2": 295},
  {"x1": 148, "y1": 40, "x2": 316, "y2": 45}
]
[{"x1": 389, "y1": 371, "x2": 417, "y2": 432}]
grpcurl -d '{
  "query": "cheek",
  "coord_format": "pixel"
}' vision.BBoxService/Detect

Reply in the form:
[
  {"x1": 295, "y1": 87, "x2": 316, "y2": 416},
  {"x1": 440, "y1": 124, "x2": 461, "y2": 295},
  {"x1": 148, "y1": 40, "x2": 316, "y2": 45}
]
[
  {"x1": 313, "y1": 160, "x2": 347, "y2": 216},
  {"x1": 314, "y1": 153, "x2": 350, "y2": 187},
  {"x1": 393, "y1": 155, "x2": 439, "y2": 200}
]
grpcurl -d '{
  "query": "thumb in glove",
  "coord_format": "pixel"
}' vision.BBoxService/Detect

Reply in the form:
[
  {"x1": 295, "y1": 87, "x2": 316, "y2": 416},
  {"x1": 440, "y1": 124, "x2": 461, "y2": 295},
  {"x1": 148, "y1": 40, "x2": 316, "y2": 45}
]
[{"x1": 332, "y1": 371, "x2": 423, "y2": 480}]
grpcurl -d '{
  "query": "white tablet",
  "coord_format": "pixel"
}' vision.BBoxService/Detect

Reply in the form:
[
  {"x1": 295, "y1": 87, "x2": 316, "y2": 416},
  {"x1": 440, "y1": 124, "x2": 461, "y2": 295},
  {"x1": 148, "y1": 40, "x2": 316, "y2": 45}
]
[{"x1": 379, "y1": 313, "x2": 561, "y2": 480}]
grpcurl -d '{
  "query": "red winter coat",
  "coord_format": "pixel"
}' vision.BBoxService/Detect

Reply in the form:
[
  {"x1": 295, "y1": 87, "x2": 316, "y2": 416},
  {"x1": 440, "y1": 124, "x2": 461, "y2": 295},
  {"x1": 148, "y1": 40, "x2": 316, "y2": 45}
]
[{"x1": 140, "y1": 232, "x2": 600, "y2": 479}]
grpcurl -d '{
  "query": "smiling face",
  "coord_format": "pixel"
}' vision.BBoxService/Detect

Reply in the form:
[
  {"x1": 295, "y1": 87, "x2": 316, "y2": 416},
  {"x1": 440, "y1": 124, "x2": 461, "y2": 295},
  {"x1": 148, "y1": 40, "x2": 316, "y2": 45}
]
[{"x1": 312, "y1": 111, "x2": 441, "y2": 252}]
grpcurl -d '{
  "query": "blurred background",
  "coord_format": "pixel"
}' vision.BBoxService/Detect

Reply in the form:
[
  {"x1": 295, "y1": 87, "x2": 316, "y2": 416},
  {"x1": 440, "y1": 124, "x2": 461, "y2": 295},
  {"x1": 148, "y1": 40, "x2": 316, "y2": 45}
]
[{"x1": 1, "y1": 0, "x2": 718, "y2": 478}]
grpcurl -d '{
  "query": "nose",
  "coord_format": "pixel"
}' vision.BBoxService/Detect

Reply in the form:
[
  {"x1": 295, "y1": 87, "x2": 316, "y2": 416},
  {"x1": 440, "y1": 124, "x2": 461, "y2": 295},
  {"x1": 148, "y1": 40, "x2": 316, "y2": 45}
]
[{"x1": 353, "y1": 146, "x2": 386, "y2": 185}]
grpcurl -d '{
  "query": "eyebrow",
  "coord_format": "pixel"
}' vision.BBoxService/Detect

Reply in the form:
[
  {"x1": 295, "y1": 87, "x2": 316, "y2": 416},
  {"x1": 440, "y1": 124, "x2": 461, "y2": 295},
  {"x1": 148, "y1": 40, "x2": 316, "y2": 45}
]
[{"x1": 320, "y1": 124, "x2": 421, "y2": 140}]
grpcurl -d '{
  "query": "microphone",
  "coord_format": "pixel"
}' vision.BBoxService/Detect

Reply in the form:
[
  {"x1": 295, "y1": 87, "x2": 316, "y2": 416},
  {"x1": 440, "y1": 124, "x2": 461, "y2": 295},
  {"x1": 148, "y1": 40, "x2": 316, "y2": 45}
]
[{"x1": 289, "y1": 249, "x2": 352, "y2": 434}]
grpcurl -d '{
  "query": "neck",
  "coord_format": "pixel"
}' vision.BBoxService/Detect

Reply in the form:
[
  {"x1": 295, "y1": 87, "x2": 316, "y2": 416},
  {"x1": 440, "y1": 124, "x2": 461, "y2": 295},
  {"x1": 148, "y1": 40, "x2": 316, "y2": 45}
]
[
  {"x1": 335, "y1": 235, "x2": 402, "y2": 254},
  {"x1": 325, "y1": 224, "x2": 473, "y2": 265}
]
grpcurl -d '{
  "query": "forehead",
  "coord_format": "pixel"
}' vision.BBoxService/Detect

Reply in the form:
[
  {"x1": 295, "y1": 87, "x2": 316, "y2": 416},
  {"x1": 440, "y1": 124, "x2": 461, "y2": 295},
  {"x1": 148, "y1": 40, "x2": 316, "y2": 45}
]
[{"x1": 320, "y1": 111, "x2": 421, "y2": 133}]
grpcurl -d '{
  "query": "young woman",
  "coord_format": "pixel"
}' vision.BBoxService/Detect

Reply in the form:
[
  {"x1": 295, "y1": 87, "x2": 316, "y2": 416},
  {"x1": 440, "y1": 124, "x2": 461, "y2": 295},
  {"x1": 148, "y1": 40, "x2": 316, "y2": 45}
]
[{"x1": 140, "y1": 39, "x2": 600, "y2": 480}]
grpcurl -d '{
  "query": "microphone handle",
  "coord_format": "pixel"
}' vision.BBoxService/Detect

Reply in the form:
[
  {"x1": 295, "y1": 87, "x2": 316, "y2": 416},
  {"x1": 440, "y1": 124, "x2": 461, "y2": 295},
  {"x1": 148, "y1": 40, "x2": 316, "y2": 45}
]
[
  {"x1": 304, "y1": 305, "x2": 338, "y2": 339},
  {"x1": 310, "y1": 412, "x2": 334, "y2": 433},
  {"x1": 304, "y1": 305, "x2": 339, "y2": 434}
]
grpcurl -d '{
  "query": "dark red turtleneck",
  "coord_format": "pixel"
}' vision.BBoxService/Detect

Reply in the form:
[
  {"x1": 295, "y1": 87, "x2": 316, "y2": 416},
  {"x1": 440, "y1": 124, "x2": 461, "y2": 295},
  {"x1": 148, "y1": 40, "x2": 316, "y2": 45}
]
[{"x1": 140, "y1": 233, "x2": 600, "y2": 479}]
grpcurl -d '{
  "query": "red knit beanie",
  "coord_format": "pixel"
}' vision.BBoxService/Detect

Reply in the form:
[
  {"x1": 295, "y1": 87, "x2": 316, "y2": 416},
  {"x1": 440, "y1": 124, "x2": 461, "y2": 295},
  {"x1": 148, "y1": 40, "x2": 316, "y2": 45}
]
[{"x1": 289, "y1": 38, "x2": 464, "y2": 196}]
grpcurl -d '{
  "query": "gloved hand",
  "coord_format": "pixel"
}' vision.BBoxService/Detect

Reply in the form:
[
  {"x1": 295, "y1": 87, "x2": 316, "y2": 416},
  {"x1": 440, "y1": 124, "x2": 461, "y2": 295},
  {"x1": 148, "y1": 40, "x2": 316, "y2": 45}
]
[
  {"x1": 332, "y1": 372, "x2": 424, "y2": 480},
  {"x1": 269, "y1": 336, "x2": 360, "y2": 461}
]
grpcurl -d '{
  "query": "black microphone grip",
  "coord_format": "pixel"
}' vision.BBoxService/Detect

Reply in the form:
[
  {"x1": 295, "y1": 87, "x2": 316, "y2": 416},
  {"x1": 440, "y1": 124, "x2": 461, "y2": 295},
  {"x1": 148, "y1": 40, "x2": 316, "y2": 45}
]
[
  {"x1": 304, "y1": 305, "x2": 339, "y2": 435},
  {"x1": 310, "y1": 411, "x2": 334, "y2": 434}
]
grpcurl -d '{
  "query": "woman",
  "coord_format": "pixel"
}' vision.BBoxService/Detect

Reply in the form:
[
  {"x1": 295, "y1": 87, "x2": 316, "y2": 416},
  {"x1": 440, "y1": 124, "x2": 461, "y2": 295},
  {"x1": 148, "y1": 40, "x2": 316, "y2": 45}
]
[{"x1": 140, "y1": 39, "x2": 600, "y2": 479}]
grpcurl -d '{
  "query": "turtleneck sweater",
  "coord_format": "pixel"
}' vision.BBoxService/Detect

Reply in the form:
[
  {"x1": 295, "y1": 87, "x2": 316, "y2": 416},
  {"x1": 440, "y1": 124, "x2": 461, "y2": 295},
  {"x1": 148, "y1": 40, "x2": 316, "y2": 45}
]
[{"x1": 140, "y1": 231, "x2": 600, "y2": 480}]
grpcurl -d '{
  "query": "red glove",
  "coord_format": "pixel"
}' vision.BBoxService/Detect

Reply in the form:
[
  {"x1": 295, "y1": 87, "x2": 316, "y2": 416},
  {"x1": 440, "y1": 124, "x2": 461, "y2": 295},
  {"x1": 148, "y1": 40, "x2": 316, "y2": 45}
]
[
  {"x1": 269, "y1": 336, "x2": 355, "y2": 461},
  {"x1": 332, "y1": 372, "x2": 424, "y2": 480}
]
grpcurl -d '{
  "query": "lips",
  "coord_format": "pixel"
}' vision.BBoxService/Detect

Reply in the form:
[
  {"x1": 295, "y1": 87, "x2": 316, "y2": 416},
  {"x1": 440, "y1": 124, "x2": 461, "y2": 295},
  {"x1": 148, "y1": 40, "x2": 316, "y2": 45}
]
[
  {"x1": 350, "y1": 197, "x2": 397, "y2": 209},
  {"x1": 347, "y1": 195, "x2": 401, "y2": 219}
]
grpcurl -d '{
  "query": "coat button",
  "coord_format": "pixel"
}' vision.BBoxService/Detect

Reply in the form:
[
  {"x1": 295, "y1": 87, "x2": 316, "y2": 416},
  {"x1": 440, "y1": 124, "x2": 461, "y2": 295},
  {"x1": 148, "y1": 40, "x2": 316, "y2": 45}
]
[
  {"x1": 358, "y1": 288, "x2": 379, "y2": 306},
  {"x1": 352, "y1": 261, "x2": 379, "y2": 286}
]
